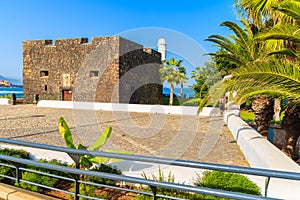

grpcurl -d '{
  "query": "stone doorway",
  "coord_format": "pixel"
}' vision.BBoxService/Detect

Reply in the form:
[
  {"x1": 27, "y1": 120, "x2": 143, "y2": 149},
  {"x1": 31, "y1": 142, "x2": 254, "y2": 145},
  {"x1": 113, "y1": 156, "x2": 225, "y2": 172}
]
[{"x1": 62, "y1": 90, "x2": 72, "y2": 101}]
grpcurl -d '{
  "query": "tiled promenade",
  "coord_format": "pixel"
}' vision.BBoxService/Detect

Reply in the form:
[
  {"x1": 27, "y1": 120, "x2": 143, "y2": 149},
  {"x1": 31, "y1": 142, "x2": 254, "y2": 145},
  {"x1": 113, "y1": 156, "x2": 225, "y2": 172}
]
[{"x1": 0, "y1": 105, "x2": 248, "y2": 167}]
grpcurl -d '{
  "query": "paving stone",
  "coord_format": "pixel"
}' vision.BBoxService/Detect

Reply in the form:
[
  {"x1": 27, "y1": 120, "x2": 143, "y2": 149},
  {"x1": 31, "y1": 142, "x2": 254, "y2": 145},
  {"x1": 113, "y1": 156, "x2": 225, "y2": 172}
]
[{"x1": 0, "y1": 105, "x2": 248, "y2": 167}]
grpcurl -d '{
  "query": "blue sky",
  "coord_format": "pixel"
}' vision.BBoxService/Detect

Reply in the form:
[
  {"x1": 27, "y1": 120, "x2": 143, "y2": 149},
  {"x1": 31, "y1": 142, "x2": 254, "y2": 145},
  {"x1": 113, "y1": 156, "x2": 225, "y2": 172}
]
[{"x1": 0, "y1": 0, "x2": 238, "y2": 82}]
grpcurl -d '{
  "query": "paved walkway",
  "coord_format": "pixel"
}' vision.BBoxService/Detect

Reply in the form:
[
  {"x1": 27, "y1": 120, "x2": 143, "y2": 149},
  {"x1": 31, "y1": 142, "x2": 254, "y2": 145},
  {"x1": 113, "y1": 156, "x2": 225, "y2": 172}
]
[{"x1": 0, "y1": 105, "x2": 248, "y2": 167}]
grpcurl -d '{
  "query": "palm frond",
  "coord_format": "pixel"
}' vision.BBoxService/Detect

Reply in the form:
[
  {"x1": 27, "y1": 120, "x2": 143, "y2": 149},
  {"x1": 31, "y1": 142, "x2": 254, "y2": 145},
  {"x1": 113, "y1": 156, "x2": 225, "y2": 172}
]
[
  {"x1": 234, "y1": 88, "x2": 300, "y2": 104},
  {"x1": 221, "y1": 21, "x2": 254, "y2": 53},
  {"x1": 224, "y1": 60, "x2": 300, "y2": 104},
  {"x1": 267, "y1": 48, "x2": 299, "y2": 58},
  {"x1": 273, "y1": 0, "x2": 300, "y2": 24},
  {"x1": 205, "y1": 37, "x2": 238, "y2": 55},
  {"x1": 257, "y1": 24, "x2": 300, "y2": 44},
  {"x1": 206, "y1": 53, "x2": 244, "y2": 66},
  {"x1": 198, "y1": 80, "x2": 225, "y2": 112}
]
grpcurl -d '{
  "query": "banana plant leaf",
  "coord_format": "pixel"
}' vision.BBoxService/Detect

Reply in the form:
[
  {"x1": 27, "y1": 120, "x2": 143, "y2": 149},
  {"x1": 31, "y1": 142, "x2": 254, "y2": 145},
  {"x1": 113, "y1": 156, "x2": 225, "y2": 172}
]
[
  {"x1": 90, "y1": 126, "x2": 112, "y2": 151},
  {"x1": 103, "y1": 149, "x2": 132, "y2": 163},
  {"x1": 58, "y1": 117, "x2": 75, "y2": 149}
]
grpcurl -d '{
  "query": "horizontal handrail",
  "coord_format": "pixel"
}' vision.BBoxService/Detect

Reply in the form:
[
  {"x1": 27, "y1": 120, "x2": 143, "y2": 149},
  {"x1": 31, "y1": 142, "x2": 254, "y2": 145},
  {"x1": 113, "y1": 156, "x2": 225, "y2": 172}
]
[
  {"x1": 0, "y1": 138, "x2": 299, "y2": 181},
  {"x1": 0, "y1": 154, "x2": 278, "y2": 200}
]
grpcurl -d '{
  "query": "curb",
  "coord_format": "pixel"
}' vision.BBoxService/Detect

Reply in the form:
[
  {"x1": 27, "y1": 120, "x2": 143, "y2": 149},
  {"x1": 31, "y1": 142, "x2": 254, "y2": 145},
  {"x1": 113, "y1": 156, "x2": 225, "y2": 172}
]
[{"x1": 0, "y1": 183, "x2": 59, "y2": 200}]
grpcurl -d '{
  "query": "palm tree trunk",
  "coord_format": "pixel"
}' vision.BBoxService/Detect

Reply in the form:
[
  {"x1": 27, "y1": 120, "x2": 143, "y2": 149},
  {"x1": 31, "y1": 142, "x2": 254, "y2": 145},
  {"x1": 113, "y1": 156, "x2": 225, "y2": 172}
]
[
  {"x1": 169, "y1": 84, "x2": 174, "y2": 106},
  {"x1": 251, "y1": 97, "x2": 274, "y2": 139},
  {"x1": 180, "y1": 82, "x2": 184, "y2": 98},
  {"x1": 282, "y1": 105, "x2": 300, "y2": 160},
  {"x1": 273, "y1": 98, "x2": 281, "y2": 121}
]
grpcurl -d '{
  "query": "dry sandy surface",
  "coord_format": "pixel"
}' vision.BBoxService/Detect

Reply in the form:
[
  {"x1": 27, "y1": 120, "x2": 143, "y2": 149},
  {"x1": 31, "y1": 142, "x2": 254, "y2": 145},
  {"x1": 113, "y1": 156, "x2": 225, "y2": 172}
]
[{"x1": 0, "y1": 104, "x2": 248, "y2": 167}]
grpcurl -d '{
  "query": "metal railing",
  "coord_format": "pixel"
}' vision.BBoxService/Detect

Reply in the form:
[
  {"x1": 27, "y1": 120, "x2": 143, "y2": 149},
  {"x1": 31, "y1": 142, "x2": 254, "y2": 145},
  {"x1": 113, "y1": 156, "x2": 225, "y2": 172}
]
[{"x1": 0, "y1": 138, "x2": 299, "y2": 200}]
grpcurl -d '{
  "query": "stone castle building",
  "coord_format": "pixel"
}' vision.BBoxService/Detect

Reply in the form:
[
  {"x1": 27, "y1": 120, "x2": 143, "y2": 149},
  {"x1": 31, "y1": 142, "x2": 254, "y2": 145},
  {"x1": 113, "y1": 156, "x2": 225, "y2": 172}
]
[{"x1": 23, "y1": 36, "x2": 162, "y2": 104}]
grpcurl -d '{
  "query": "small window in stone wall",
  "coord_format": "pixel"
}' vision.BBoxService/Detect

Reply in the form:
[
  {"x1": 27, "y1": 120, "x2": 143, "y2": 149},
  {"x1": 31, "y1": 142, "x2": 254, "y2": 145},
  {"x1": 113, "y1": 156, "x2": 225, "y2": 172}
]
[
  {"x1": 40, "y1": 70, "x2": 49, "y2": 77},
  {"x1": 45, "y1": 85, "x2": 48, "y2": 91},
  {"x1": 90, "y1": 71, "x2": 99, "y2": 78}
]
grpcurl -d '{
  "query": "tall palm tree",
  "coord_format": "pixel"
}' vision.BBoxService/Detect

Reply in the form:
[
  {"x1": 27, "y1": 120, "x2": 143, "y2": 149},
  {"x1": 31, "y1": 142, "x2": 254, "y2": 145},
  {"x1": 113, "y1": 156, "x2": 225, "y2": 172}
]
[
  {"x1": 253, "y1": 0, "x2": 300, "y2": 159},
  {"x1": 203, "y1": 0, "x2": 300, "y2": 158},
  {"x1": 205, "y1": 19, "x2": 276, "y2": 138},
  {"x1": 177, "y1": 65, "x2": 188, "y2": 98},
  {"x1": 234, "y1": 0, "x2": 292, "y2": 123},
  {"x1": 159, "y1": 58, "x2": 186, "y2": 105},
  {"x1": 234, "y1": 0, "x2": 287, "y2": 27},
  {"x1": 223, "y1": 59, "x2": 300, "y2": 159}
]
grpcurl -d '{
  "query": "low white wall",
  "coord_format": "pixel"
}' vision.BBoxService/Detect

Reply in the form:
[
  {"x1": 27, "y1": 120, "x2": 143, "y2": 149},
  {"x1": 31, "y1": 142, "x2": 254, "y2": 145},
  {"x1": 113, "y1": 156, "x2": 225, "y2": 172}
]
[
  {"x1": 224, "y1": 110, "x2": 300, "y2": 200},
  {"x1": 0, "y1": 98, "x2": 10, "y2": 105},
  {"x1": 37, "y1": 100, "x2": 220, "y2": 116}
]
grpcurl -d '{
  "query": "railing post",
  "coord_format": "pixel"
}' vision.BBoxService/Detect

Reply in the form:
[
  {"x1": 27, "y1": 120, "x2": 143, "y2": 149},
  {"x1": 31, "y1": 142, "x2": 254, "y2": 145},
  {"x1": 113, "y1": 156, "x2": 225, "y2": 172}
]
[
  {"x1": 73, "y1": 173, "x2": 80, "y2": 200},
  {"x1": 68, "y1": 153, "x2": 80, "y2": 200},
  {"x1": 150, "y1": 186, "x2": 157, "y2": 200},
  {"x1": 265, "y1": 176, "x2": 271, "y2": 197},
  {"x1": 15, "y1": 164, "x2": 21, "y2": 184},
  {"x1": 10, "y1": 162, "x2": 22, "y2": 184}
]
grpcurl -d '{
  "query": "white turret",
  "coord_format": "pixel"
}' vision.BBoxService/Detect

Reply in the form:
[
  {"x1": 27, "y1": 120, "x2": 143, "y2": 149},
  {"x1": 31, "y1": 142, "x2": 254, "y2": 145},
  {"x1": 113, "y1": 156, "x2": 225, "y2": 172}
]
[{"x1": 157, "y1": 38, "x2": 166, "y2": 62}]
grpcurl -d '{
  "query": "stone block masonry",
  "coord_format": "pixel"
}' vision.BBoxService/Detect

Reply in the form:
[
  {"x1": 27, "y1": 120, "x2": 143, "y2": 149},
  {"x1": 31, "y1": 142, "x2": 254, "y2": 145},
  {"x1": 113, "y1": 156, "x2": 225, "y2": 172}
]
[{"x1": 23, "y1": 36, "x2": 162, "y2": 104}]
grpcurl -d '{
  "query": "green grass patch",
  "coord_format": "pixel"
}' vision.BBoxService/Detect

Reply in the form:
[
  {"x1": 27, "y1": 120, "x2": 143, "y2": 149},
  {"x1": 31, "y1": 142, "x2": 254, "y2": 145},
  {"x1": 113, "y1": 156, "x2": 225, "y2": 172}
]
[
  {"x1": 162, "y1": 97, "x2": 200, "y2": 106},
  {"x1": 181, "y1": 98, "x2": 200, "y2": 106},
  {"x1": 240, "y1": 110, "x2": 284, "y2": 124},
  {"x1": 240, "y1": 110, "x2": 255, "y2": 122}
]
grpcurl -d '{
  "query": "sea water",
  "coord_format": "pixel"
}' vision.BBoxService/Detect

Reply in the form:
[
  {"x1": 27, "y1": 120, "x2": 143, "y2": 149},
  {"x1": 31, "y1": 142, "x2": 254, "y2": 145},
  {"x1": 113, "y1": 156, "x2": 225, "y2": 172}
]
[
  {"x1": 163, "y1": 87, "x2": 194, "y2": 98},
  {"x1": 0, "y1": 87, "x2": 23, "y2": 98},
  {"x1": 0, "y1": 87, "x2": 193, "y2": 99}
]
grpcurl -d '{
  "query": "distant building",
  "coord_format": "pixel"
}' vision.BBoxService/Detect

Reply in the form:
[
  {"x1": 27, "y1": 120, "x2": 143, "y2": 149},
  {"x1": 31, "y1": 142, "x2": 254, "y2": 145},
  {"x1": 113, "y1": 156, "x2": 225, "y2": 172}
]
[
  {"x1": 23, "y1": 36, "x2": 162, "y2": 104},
  {"x1": 0, "y1": 80, "x2": 11, "y2": 87}
]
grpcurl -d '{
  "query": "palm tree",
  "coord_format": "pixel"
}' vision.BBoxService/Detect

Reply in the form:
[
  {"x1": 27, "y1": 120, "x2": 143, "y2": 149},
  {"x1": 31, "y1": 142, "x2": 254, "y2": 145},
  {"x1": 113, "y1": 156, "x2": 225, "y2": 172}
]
[
  {"x1": 253, "y1": 0, "x2": 300, "y2": 159},
  {"x1": 234, "y1": 0, "x2": 292, "y2": 123},
  {"x1": 223, "y1": 59, "x2": 300, "y2": 159},
  {"x1": 159, "y1": 58, "x2": 186, "y2": 105},
  {"x1": 203, "y1": 0, "x2": 300, "y2": 158},
  {"x1": 205, "y1": 19, "x2": 276, "y2": 138},
  {"x1": 177, "y1": 65, "x2": 188, "y2": 98},
  {"x1": 234, "y1": 0, "x2": 287, "y2": 27}
]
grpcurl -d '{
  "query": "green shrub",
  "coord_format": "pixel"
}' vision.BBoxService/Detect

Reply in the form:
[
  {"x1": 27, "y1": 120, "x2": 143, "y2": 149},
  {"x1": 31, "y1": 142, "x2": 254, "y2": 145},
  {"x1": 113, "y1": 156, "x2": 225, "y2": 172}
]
[
  {"x1": 162, "y1": 97, "x2": 181, "y2": 105},
  {"x1": 182, "y1": 98, "x2": 200, "y2": 106},
  {"x1": 18, "y1": 159, "x2": 69, "y2": 192},
  {"x1": 0, "y1": 148, "x2": 29, "y2": 180},
  {"x1": 0, "y1": 148, "x2": 29, "y2": 159},
  {"x1": 87, "y1": 164, "x2": 122, "y2": 185},
  {"x1": 137, "y1": 167, "x2": 219, "y2": 200},
  {"x1": 74, "y1": 184, "x2": 99, "y2": 200},
  {"x1": 141, "y1": 167, "x2": 178, "y2": 197},
  {"x1": 69, "y1": 164, "x2": 122, "y2": 200},
  {"x1": 0, "y1": 94, "x2": 12, "y2": 99},
  {"x1": 195, "y1": 171, "x2": 261, "y2": 196}
]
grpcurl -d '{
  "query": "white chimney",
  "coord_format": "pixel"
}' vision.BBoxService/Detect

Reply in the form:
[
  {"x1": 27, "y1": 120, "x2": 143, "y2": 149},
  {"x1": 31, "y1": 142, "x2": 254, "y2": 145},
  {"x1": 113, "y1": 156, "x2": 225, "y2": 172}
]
[{"x1": 157, "y1": 38, "x2": 166, "y2": 62}]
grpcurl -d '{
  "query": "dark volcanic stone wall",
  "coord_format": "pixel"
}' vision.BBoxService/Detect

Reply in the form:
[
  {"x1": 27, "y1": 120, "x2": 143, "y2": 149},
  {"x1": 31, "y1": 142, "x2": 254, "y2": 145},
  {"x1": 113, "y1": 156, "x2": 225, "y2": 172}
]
[
  {"x1": 119, "y1": 38, "x2": 162, "y2": 104},
  {"x1": 23, "y1": 36, "x2": 162, "y2": 104}
]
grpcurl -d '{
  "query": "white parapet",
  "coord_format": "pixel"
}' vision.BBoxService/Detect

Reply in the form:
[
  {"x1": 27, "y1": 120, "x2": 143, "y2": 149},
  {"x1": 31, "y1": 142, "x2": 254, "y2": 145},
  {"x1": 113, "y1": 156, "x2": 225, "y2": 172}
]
[
  {"x1": 224, "y1": 110, "x2": 300, "y2": 200},
  {"x1": 0, "y1": 98, "x2": 10, "y2": 105},
  {"x1": 37, "y1": 100, "x2": 220, "y2": 117}
]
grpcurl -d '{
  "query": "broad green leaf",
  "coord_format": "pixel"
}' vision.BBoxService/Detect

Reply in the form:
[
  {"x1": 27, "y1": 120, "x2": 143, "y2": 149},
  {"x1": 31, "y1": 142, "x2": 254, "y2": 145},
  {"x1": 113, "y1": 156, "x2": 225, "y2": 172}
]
[
  {"x1": 58, "y1": 117, "x2": 75, "y2": 149},
  {"x1": 103, "y1": 149, "x2": 132, "y2": 163},
  {"x1": 88, "y1": 156, "x2": 110, "y2": 164},
  {"x1": 90, "y1": 126, "x2": 112, "y2": 151},
  {"x1": 76, "y1": 143, "x2": 87, "y2": 150},
  {"x1": 80, "y1": 156, "x2": 93, "y2": 168}
]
